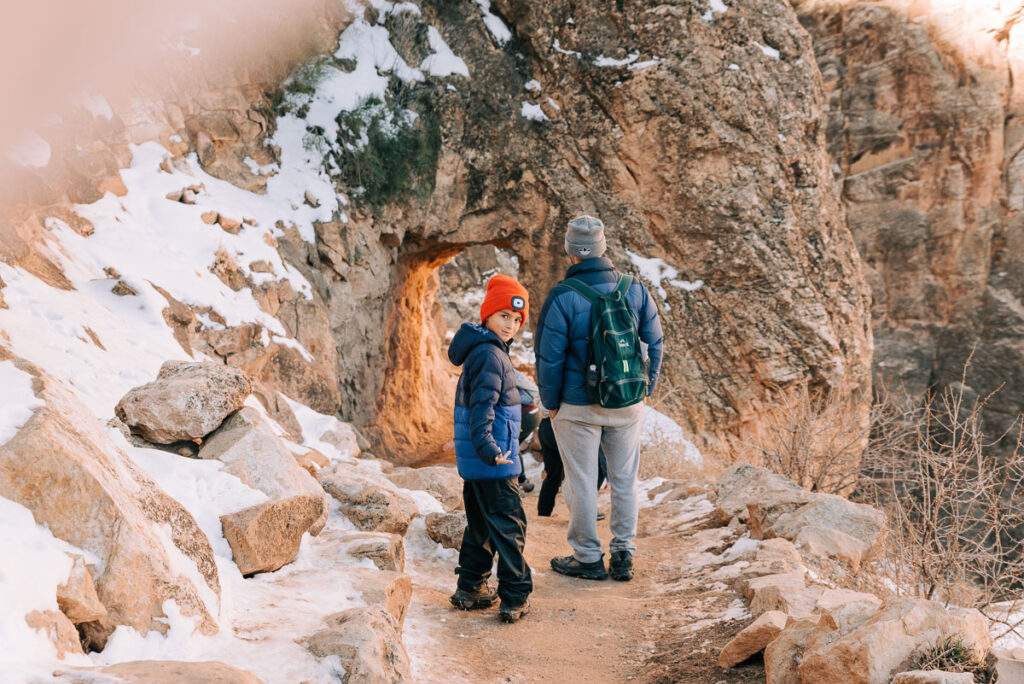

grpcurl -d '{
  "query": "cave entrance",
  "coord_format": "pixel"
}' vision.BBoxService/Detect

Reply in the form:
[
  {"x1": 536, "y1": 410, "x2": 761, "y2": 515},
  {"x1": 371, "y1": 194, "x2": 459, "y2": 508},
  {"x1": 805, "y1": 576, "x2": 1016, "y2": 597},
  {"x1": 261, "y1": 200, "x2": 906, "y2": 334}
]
[{"x1": 368, "y1": 243, "x2": 531, "y2": 467}]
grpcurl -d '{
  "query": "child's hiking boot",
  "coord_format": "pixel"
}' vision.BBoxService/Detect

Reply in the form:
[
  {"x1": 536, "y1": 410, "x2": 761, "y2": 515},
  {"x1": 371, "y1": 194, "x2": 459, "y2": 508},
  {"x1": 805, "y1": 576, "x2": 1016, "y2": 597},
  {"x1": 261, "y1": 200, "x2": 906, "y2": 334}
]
[
  {"x1": 498, "y1": 598, "x2": 530, "y2": 623},
  {"x1": 450, "y1": 584, "x2": 497, "y2": 610},
  {"x1": 609, "y1": 550, "x2": 634, "y2": 581},
  {"x1": 550, "y1": 555, "x2": 608, "y2": 580}
]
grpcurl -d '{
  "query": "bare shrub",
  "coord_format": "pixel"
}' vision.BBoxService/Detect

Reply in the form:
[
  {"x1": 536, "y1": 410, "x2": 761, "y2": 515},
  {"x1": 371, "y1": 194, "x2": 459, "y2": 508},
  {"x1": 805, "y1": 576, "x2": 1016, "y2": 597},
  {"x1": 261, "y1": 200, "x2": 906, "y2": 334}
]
[
  {"x1": 741, "y1": 380, "x2": 871, "y2": 494},
  {"x1": 856, "y1": 363, "x2": 1024, "y2": 637}
]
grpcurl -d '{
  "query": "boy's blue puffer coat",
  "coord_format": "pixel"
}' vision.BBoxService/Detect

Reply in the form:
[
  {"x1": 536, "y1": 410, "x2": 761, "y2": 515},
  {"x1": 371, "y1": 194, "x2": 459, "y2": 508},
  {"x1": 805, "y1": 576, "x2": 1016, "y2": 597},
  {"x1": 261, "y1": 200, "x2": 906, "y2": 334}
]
[
  {"x1": 534, "y1": 257, "x2": 664, "y2": 411},
  {"x1": 449, "y1": 323, "x2": 522, "y2": 480}
]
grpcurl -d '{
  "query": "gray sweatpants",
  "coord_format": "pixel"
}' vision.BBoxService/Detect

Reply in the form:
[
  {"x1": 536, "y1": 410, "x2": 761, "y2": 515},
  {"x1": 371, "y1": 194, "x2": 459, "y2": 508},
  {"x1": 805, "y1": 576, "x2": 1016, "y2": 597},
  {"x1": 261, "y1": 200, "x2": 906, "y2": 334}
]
[{"x1": 552, "y1": 402, "x2": 644, "y2": 564}]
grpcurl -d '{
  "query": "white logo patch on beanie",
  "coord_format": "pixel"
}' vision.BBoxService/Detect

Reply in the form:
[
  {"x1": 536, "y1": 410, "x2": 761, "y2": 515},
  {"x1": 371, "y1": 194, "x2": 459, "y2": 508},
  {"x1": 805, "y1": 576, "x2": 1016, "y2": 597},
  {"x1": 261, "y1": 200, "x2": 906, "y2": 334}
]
[{"x1": 510, "y1": 296, "x2": 525, "y2": 310}]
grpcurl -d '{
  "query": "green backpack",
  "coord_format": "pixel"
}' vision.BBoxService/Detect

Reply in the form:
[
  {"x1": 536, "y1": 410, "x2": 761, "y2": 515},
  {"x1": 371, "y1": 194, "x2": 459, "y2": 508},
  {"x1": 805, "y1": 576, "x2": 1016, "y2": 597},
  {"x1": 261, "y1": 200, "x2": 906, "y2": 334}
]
[{"x1": 560, "y1": 274, "x2": 648, "y2": 409}]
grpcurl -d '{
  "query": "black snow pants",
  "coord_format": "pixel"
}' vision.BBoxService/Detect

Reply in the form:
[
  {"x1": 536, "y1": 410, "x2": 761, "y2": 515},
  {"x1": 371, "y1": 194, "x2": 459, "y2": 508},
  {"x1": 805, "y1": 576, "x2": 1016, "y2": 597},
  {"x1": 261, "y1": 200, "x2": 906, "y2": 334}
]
[
  {"x1": 536, "y1": 417, "x2": 607, "y2": 517},
  {"x1": 456, "y1": 477, "x2": 532, "y2": 605}
]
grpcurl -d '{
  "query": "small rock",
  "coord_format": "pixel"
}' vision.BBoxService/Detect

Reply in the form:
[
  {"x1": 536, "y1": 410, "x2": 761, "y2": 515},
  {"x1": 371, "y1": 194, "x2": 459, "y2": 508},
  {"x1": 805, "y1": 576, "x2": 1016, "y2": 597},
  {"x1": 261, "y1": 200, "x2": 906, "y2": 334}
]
[
  {"x1": 201, "y1": 211, "x2": 219, "y2": 225},
  {"x1": 304, "y1": 190, "x2": 320, "y2": 208},
  {"x1": 181, "y1": 189, "x2": 197, "y2": 204},
  {"x1": 714, "y1": 463, "x2": 815, "y2": 524},
  {"x1": 425, "y1": 511, "x2": 467, "y2": 550},
  {"x1": 111, "y1": 281, "x2": 137, "y2": 297},
  {"x1": 218, "y1": 216, "x2": 242, "y2": 234},
  {"x1": 57, "y1": 554, "x2": 106, "y2": 624},
  {"x1": 165, "y1": 189, "x2": 183, "y2": 202},
  {"x1": 719, "y1": 610, "x2": 788, "y2": 667},
  {"x1": 347, "y1": 533, "x2": 406, "y2": 572}
]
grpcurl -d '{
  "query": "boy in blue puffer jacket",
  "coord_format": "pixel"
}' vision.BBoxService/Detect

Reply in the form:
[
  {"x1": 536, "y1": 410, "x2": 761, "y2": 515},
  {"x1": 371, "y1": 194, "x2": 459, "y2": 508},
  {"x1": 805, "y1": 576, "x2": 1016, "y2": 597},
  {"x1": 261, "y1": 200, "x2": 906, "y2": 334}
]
[{"x1": 447, "y1": 274, "x2": 533, "y2": 623}]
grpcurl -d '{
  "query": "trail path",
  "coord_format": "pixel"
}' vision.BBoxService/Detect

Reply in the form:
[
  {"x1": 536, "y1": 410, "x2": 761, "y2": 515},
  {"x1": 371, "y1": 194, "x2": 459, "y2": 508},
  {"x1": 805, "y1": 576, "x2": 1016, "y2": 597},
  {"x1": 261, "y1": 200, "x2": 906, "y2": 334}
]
[{"x1": 404, "y1": 486, "x2": 767, "y2": 683}]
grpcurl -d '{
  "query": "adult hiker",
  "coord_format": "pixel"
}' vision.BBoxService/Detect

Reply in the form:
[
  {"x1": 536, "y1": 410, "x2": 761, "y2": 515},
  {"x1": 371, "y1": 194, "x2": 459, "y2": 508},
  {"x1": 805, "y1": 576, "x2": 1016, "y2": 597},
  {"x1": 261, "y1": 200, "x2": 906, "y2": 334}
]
[{"x1": 534, "y1": 214, "x2": 663, "y2": 581}]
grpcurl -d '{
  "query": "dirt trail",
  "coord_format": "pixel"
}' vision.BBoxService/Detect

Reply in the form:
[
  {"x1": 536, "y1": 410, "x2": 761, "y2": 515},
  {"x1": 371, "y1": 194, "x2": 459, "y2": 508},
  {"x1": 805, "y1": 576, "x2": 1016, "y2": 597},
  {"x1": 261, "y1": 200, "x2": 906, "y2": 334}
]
[{"x1": 404, "y1": 487, "x2": 766, "y2": 683}]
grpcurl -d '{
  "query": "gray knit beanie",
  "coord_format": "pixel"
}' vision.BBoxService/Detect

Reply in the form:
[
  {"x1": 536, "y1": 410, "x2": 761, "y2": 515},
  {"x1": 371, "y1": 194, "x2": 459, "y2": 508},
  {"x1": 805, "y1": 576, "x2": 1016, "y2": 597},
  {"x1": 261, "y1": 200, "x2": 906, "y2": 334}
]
[{"x1": 565, "y1": 215, "x2": 607, "y2": 259}]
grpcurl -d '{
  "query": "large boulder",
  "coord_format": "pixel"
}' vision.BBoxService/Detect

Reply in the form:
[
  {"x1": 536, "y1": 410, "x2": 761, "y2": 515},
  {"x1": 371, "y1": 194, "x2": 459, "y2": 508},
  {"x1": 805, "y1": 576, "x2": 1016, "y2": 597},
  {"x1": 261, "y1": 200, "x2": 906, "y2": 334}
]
[
  {"x1": 201, "y1": 407, "x2": 329, "y2": 574},
  {"x1": 714, "y1": 464, "x2": 815, "y2": 524},
  {"x1": 115, "y1": 360, "x2": 253, "y2": 444},
  {"x1": 764, "y1": 617, "x2": 819, "y2": 684},
  {"x1": 0, "y1": 357, "x2": 219, "y2": 649},
  {"x1": 386, "y1": 465, "x2": 463, "y2": 511},
  {"x1": 797, "y1": 599, "x2": 992, "y2": 684},
  {"x1": 303, "y1": 607, "x2": 412, "y2": 684},
  {"x1": 319, "y1": 463, "x2": 418, "y2": 535},
  {"x1": 350, "y1": 569, "x2": 413, "y2": 627},
  {"x1": 772, "y1": 494, "x2": 887, "y2": 567}
]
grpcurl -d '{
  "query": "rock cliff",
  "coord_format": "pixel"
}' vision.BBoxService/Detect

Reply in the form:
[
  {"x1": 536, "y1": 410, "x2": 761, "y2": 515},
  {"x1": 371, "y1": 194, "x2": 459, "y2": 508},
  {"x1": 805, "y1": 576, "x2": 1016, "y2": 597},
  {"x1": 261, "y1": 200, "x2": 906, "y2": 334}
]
[{"x1": 795, "y1": 0, "x2": 1024, "y2": 446}]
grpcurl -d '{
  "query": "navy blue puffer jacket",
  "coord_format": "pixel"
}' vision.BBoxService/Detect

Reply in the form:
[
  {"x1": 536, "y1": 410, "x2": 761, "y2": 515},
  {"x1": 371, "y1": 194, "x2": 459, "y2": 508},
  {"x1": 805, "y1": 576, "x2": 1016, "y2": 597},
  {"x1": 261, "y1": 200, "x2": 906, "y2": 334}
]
[
  {"x1": 534, "y1": 257, "x2": 664, "y2": 411},
  {"x1": 449, "y1": 323, "x2": 522, "y2": 480}
]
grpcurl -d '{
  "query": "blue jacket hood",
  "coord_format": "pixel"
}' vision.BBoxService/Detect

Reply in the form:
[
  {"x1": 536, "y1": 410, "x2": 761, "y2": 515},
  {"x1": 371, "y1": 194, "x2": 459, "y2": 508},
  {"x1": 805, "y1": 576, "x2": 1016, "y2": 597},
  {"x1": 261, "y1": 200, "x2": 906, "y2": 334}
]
[{"x1": 448, "y1": 322, "x2": 507, "y2": 366}]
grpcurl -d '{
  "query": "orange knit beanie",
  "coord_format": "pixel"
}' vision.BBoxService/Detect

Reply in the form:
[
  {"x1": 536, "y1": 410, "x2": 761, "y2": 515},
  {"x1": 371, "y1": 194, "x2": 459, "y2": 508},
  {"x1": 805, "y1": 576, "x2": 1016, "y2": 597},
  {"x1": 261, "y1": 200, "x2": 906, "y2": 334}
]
[{"x1": 480, "y1": 274, "x2": 529, "y2": 329}]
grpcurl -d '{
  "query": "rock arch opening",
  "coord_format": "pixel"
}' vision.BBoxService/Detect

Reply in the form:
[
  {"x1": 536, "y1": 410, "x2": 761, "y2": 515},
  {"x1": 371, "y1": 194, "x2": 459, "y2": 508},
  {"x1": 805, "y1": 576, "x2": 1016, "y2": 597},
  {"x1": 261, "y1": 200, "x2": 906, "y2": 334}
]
[{"x1": 364, "y1": 241, "x2": 528, "y2": 466}]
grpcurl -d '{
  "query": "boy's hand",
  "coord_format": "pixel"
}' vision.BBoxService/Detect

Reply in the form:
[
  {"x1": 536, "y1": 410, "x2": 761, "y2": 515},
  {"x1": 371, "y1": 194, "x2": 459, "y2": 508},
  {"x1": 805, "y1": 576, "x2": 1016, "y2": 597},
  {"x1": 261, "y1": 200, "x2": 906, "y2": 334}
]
[{"x1": 494, "y1": 450, "x2": 514, "y2": 465}]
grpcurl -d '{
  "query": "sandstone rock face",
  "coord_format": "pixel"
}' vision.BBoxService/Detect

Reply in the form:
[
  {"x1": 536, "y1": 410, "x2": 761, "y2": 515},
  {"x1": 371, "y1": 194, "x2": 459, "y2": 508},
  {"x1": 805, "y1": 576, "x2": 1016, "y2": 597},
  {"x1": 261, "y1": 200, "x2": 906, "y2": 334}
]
[
  {"x1": 795, "y1": 0, "x2": 1024, "y2": 450},
  {"x1": 797, "y1": 599, "x2": 992, "y2": 684},
  {"x1": 424, "y1": 511, "x2": 467, "y2": 551},
  {"x1": 57, "y1": 554, "x2": 106, "y2": 624},
  {"x1": 0, "y1": 358, "x2": 218, "y2": 649},
  {"x1": 386, "y1": 465, "x2": 463, "y2": 511},
  {"x1": 764, "y1": 617, "x2": 819, "y2": 684},
  {"x1": 319, "y1": 463, "x2": 418, "y2": 535},
  {"x1": 719, "y1": 610, "x2": 789, "y2": 668},
  {"x1": 201, "y1": 407, "x2": 329, "y2": 573},
  {"x1": 349, "y1": 569, "x2": 414, "y2": 627},
  {"x1": 266, "y1": 0, "x2": 872, "y2": 464},
  {"x1": 115, "y1": 361, "x2": 253, "y2": 444},
  {"x1": 303, "y1": 607, "x2": 412, "y2": 684},
  {"x1": 342, "y1": 532, "x2": 406, "y2": 572}
]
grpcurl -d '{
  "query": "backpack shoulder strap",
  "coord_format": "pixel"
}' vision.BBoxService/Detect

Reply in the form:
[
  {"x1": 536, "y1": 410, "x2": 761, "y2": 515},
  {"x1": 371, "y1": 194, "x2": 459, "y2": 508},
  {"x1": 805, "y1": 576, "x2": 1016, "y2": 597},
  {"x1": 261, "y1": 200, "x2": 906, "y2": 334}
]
[
  {"x1": 559, "y1": 277, "x2": 601, "y2": 303},
  {"x1": 613, "y1": 274, "x2": 634, "y2": 298}
]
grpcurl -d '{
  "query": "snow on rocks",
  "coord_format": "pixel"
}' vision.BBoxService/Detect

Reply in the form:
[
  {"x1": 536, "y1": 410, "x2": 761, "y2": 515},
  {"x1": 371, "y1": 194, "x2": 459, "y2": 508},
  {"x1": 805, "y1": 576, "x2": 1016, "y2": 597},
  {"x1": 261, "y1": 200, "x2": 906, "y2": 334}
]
[
  {"x1": 115, "y1": 361, "x2": 253, "y2": 444},
  {"x1": 710, "y1": 464, "x2": 992, "y2": 682},
  {"x1": 0, "y1": 357, "x2": 219, "y2": 651},
  {"x1": 386, "y1": 464, "x2": 463, "y2": 511},
  {"x1": 303, "y1": 607, "x2": 412, "y2": 683},
  {"x1": 319, "y1": 462, "x2": 419, "y2": 535}
]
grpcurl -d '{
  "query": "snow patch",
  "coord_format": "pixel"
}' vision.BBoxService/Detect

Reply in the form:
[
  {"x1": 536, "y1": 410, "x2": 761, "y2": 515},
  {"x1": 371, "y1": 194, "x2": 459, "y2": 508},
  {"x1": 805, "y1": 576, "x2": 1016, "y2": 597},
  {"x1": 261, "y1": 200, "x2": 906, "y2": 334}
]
[
  {"x1": 421, "y1": 26, "x2": 470, "y2": 77},
  {"x1": 642, "y1": 406, "x2": 702, "y2": 465},
  {"x1": 594, "y1": 52, "x2": 639, "y2": 68},
  {"x1": 474, "y1": 0, "x2": 512, "y2": 45},
  {"x1": 524, "y1": 79, "x2": 542, "y2": 92},
  {"x1": 626, "y1": 249, "x2": 704, "y2": 309},
  {"x1": 521, "y1": 102, "x2": 549, "y2": 122},
  {"x1": 753, "y1": 41, "x2": 781, "y2": 60},
  {"x1": 0, "y1": 361, "x2": 43, "y2": 445},
  {"x1": 702, "y1": 0, "x2": 729, "y2": 21}
]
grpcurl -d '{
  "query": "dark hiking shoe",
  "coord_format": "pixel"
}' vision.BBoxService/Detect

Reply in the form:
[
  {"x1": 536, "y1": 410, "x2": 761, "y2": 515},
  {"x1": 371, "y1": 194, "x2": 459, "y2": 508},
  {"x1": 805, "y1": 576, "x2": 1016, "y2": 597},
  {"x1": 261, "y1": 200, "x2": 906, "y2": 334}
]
[
  {"x1": 498, "y1": 598, "x2": 530, "y2": 623},
  {"x1": 550, "y1": 555, "x2": 608, "y2": 580},
  {"x1": 450, "y1": 584, "x2": 497, "y2": 610},
  {"x1": 609, "y1": 551, "x2": 634, "y2": 581},
  {"x1": 521, "y1": 478, "x2": 535, "y2": 493}
]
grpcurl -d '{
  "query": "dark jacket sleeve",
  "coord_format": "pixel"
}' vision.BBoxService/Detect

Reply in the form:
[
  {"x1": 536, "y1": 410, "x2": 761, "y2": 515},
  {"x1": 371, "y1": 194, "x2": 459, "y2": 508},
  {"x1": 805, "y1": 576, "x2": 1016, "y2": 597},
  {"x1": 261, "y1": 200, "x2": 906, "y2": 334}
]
[
  {"x1": 534, "y1": 289, "x2": 569, "y2": 411},
  {"x1": 636, "y1": 284, "x2": 664, "y2": 394},
  {"x1": 465, "y1": 347, "x2": 503, "y2": 465}
]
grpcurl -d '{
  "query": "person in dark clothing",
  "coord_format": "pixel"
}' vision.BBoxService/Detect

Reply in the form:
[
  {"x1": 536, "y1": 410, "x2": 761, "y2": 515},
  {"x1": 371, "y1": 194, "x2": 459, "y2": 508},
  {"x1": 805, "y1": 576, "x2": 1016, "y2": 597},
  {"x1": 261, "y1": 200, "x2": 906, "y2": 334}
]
[
  {"x1": 448, "y1": 274, "x2": 533, "y2": 623},
  {"x1": 536, "y1": 416, "x2": 607, "y2": 517},
  {"x1": 514, "y1": 369, "x2": 540, "y2": 493}
]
